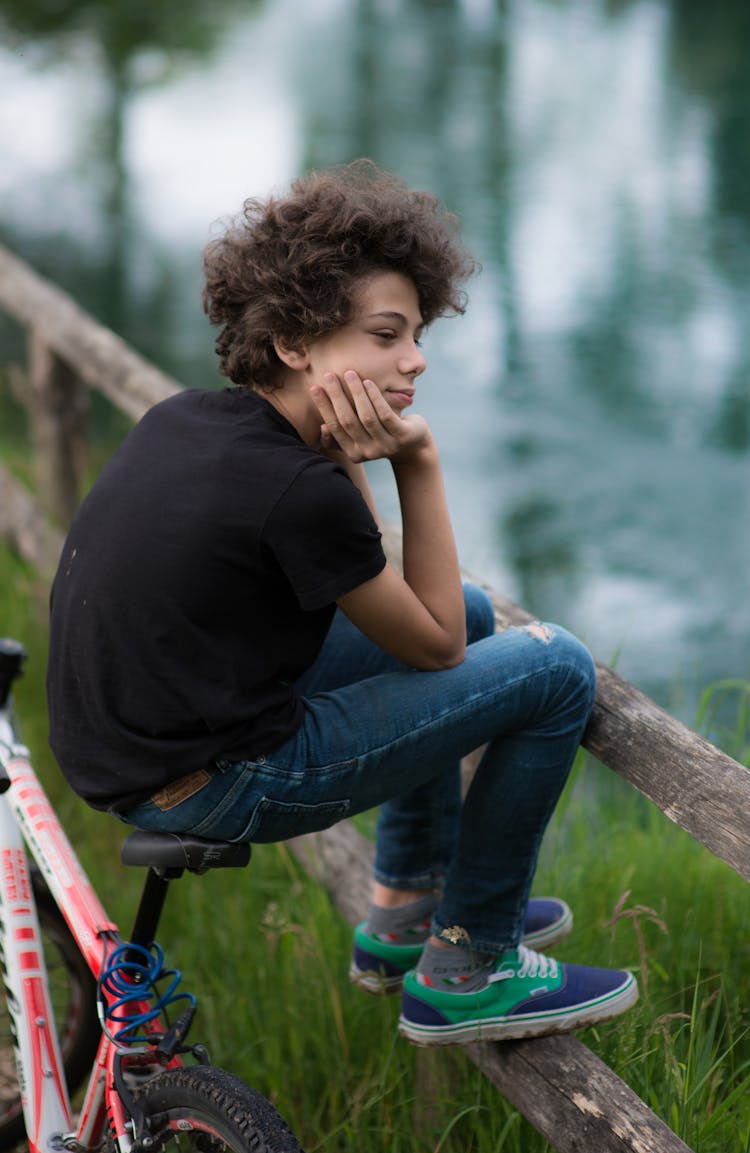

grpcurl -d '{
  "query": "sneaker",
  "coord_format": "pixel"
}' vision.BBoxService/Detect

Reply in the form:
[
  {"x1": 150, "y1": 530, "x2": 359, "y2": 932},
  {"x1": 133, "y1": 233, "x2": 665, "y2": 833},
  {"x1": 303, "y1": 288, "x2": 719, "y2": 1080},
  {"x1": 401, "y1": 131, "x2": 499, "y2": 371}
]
[
  {"x1": 519, "y1": 897, "x2": 573, "y2": 950},
  {"x1": 398, "y1": 945, "x2": 638, "y2": 1046},
  {"x1": 349, "y1": 897, "x2": 573, "y2": 996}
]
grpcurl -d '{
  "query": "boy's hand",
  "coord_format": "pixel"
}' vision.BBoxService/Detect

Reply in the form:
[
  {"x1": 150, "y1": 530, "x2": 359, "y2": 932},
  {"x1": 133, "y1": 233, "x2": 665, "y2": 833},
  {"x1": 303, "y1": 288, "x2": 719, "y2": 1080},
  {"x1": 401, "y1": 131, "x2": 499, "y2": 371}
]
[{"x1": 310, "y1": 371, "x2": 432, "y2": 464}]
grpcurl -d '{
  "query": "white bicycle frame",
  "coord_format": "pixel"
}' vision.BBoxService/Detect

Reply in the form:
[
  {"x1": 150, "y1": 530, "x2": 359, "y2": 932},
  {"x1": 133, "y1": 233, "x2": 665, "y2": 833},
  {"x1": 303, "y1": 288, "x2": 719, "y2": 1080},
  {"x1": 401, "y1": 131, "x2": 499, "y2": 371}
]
[{"x1": 0, "y1": 706, "x2": 147, "y2": 1153}]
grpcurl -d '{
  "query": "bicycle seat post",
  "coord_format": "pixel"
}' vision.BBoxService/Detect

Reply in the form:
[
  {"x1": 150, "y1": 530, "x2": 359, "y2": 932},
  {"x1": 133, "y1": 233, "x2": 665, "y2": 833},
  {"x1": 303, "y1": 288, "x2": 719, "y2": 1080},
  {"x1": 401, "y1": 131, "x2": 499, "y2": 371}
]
[
  {"x1": 121, "y1": 830, "x2": 251, "y2": 950},
  {"x1": 128, "y1": 863, "x2": 182, "y2": 952}
]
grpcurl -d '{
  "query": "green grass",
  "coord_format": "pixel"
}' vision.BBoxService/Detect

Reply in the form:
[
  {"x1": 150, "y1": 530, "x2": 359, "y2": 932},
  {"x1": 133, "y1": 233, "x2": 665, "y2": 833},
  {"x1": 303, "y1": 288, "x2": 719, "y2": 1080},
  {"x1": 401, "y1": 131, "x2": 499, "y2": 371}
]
[
  {"x1": 2, "y1": 540, "x2": 750, "y2": 1151},
  {"x1": 696, "y1": 679, "x2": 750, "y2": 767}
]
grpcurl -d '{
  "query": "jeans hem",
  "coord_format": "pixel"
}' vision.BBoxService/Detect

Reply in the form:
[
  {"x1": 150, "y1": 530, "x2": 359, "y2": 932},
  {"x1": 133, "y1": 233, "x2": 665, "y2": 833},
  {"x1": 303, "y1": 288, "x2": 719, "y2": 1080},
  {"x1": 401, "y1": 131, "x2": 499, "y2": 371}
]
[
  {"x1": 431, "y1": 925, "x2": 520, "y2": 955},
  {"x1": 372, "y1": 868, "x2": 446, "y2": 891}
]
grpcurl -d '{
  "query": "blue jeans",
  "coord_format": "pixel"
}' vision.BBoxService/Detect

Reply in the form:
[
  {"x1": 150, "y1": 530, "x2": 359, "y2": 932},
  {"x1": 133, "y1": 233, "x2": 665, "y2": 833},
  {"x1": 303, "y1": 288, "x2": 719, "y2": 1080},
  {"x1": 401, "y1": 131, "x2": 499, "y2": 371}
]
[{"x1": 120, "y1": 585, "x2": 596, "y2": 954}]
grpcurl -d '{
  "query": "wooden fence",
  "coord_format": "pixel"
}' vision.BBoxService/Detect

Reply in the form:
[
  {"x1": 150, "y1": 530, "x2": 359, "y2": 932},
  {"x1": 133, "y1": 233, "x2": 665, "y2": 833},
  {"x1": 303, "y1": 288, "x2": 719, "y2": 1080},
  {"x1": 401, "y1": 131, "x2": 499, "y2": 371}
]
[{"x1": 1, "y1": 241, "x2": 749, "y2": 1153}]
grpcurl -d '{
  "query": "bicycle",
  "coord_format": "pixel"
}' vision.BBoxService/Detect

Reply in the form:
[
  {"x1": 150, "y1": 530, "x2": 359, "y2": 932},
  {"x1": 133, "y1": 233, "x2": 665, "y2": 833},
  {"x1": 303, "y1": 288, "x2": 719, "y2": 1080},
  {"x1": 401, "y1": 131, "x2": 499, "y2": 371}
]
[{"x1": 0, "y1": 637, "x2": 305, "y2": 1153}]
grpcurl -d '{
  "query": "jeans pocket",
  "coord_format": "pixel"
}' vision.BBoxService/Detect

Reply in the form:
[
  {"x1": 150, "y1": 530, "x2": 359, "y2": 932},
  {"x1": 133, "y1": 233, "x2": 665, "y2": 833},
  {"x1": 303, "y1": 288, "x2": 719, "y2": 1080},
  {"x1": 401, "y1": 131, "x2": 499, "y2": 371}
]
[{"x1": 237, "y1": 796, "x2": 351, "y2": 843}]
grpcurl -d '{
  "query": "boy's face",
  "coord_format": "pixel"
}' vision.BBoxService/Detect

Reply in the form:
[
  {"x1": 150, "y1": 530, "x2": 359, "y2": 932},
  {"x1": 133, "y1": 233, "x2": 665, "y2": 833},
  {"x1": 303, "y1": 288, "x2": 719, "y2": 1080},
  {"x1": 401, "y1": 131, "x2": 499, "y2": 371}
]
[{"x1": 305, "y1": 272, "x2": 427, "y2": 412}]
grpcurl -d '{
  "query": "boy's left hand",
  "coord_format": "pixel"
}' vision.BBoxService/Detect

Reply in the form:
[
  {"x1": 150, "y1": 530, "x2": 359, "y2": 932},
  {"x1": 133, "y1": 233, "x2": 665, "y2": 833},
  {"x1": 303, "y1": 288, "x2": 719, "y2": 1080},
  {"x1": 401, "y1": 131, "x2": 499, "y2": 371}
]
[{"x1": 310, "y1": 371, "x2": 432, "y2": 464}]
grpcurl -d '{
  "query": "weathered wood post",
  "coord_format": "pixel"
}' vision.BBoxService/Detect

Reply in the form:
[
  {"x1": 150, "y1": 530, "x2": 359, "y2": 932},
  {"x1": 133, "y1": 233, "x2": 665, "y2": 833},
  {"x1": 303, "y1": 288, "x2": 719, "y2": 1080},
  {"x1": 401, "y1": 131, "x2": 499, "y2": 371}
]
[{"x1": 26, "y1": 328, "x2": 88, "y2": 527}]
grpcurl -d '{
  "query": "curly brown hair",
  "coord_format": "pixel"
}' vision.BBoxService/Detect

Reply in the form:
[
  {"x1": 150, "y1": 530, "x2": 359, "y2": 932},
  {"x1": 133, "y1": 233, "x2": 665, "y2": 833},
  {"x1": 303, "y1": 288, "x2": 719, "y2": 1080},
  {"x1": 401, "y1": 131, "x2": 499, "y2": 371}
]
[{"x1": 202, "y1": 160, "x2": 476, "y2": 388}]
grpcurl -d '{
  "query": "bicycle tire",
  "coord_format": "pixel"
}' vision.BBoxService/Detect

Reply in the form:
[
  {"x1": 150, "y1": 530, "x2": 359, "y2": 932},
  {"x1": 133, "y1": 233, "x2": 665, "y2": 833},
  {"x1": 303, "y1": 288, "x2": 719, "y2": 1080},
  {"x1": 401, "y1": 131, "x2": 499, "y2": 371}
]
[
  {"x1": 0, "y1": 868, "x2": 100, "y2": 1150},
  {"x1": 131, "y1": 1065, "x2": 305, "y2": 1153}
]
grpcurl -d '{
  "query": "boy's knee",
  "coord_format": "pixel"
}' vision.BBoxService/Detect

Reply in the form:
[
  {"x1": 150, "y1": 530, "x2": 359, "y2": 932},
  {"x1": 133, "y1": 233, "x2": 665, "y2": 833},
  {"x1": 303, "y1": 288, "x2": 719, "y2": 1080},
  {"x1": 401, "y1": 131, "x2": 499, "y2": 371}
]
[
  {"x1": 548, "y1": 625, "x2": 597, "y2": 706},
  {"x1": 519, "y1": 621, "x2": 596, "y2": 707},
  {"x1": 463, "y1": 583, "x2": 496, "y2": 644}
]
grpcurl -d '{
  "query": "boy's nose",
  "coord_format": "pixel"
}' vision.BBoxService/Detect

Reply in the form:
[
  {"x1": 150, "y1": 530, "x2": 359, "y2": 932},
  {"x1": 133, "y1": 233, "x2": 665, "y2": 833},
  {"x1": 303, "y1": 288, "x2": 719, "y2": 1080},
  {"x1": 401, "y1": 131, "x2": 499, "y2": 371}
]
[{"x1": 401, "y1": 346, "x2": 427, "y2": 377}]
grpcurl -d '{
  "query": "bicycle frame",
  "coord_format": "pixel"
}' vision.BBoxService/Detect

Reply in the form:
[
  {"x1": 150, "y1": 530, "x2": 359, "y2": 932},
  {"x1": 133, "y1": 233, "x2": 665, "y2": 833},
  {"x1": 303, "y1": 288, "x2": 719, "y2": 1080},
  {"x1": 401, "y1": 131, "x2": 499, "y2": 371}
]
[{"x1": 0, "y1": 703, "x2": 169, "y2": 1153}]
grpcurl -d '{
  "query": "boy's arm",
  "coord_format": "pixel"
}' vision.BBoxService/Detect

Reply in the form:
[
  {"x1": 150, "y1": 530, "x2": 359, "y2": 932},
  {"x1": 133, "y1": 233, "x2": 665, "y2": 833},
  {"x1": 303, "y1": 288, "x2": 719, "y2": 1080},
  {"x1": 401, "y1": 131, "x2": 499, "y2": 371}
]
[
  {"x1": 337, "y1": 440, "x2": 466, "y2": 669},
  {"x1": 312, "y1": 373, "x2": 466, "y2": 671}
]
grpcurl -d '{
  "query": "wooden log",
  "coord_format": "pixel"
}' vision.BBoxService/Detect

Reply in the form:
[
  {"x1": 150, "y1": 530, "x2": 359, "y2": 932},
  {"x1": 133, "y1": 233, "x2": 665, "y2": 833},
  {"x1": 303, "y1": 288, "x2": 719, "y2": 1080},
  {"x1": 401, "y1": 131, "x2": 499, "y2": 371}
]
[
  {"x1": 413, "y1": 1046, "x2": 464, "y2": 1138},
  {"x1": 0, "y1": 464, "x2": 64, "y2": 576},
  {"x1": 466, "y1": 1036, "x2": 693, "y2": 1153},
  {"x1": 0, "y1": 244, "x2": 181, "y2": 421},
  {"x1": 586, "y1": 665, "x2": 750, "y2": 884},
  {"x1": 26, "y1": 330, "x2": 88, "y2": 526},
  {"x1": 288, "y1": 819, "x2": 373, "y2": 927},
  {"x1": 289, "y1": 821, "x2": 693, "y2": 1153}
]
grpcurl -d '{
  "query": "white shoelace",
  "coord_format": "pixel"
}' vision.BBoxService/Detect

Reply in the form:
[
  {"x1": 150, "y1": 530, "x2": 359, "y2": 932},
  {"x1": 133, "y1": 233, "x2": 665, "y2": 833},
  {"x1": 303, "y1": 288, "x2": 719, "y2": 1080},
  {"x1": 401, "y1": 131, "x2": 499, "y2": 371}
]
[{"x1": 488, "y1": 944, "x2": 560, "y2": 984}]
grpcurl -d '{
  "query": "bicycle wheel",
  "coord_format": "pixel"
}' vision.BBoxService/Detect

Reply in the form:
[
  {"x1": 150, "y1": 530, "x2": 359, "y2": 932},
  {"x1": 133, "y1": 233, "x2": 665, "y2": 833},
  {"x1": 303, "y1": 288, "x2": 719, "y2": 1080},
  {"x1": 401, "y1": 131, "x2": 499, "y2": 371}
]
[
  {"x1": 132, "y1": 1065, "x2": 305, "y2": 1153},
  {"x1": 0, "y1": 868, "x2": 100, "y2": 1150}
]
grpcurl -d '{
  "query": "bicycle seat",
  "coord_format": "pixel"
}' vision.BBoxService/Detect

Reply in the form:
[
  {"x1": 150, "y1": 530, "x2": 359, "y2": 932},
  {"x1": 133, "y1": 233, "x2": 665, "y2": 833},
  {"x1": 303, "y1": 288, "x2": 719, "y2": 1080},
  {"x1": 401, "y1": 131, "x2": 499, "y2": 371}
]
[{"x1": 121, "y1": 830, "x2": 251, "y2": 873}]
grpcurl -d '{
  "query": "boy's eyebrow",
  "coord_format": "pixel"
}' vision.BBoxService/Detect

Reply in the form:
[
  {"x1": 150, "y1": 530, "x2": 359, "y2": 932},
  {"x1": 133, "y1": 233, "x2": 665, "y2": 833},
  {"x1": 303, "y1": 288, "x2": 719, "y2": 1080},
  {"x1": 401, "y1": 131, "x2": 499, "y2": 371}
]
[{"x1": 367, "y1": 310, "x2": 425, "y2": 331}]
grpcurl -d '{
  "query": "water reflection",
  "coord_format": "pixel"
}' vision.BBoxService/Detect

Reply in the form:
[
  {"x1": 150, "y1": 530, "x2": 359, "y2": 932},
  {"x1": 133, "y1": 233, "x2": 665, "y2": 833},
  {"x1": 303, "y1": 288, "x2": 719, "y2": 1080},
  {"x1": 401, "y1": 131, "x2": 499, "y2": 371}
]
[{"x1": 0, "y1": 0, "x2": 748, "y2": 721}]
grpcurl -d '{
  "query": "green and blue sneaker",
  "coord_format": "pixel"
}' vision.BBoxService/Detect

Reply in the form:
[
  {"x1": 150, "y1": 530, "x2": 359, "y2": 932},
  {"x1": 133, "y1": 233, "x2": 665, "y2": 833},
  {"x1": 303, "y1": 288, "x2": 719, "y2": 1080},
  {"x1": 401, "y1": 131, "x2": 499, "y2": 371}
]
[
  {"x1": 398, "y1": 945, "x2": 638, "y2": 1046},
  {"x1": 350, "y1": 897, "x2": 573, "y2": 995}
]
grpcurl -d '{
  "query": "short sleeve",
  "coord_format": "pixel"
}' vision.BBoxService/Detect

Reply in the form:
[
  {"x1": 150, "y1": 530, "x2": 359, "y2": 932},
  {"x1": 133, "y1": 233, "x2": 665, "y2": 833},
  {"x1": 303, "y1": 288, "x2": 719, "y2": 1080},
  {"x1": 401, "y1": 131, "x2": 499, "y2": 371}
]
[{"x1": 264, "y1": 457, "x2": 387, "y2": 610}]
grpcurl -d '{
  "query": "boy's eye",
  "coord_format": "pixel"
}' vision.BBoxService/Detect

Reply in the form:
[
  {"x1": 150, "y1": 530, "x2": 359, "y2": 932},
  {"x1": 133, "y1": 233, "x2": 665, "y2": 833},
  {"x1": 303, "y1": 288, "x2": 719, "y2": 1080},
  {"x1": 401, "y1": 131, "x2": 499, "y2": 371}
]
[{"x1": 373, "y1": 330, "x2": 424, "y2": 346}]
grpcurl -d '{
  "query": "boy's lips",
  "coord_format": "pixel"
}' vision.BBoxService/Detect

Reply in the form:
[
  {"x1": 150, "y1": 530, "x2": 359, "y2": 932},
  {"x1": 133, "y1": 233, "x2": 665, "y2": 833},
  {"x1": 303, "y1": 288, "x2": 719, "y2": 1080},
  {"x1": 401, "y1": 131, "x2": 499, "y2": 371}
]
[{"x1": 386, "y1": 389, "x2": 415, "y2": 406}]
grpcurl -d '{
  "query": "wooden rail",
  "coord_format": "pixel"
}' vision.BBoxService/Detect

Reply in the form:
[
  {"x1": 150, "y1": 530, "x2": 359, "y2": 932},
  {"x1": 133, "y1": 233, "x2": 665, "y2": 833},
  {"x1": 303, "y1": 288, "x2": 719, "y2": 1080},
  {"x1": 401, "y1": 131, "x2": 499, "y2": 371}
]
[{"x1": 1, "y1": 241, "x2": 747, "y2": 1153}]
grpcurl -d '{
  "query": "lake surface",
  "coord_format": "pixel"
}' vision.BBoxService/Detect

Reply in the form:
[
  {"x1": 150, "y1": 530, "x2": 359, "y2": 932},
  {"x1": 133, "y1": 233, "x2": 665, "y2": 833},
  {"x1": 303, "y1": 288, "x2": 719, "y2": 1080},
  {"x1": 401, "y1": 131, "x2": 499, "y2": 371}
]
[{"x1": 1, "y1": 0, "x2": 749, "y2": 731}]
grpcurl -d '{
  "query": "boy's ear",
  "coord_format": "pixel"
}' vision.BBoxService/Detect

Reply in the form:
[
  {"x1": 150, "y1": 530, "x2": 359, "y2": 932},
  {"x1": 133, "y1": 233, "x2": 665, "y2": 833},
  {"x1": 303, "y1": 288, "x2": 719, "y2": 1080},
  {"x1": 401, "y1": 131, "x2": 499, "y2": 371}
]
[{"x1": 273, "y1": 336, "x2": 310, "y2": 370}]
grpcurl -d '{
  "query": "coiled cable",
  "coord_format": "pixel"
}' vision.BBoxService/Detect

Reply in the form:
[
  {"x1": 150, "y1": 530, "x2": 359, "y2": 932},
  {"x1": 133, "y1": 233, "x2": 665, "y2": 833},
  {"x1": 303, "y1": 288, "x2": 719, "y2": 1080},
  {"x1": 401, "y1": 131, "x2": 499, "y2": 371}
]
[{"x1": 98, "y1": 940, "x2": 197, "y2": 1045}]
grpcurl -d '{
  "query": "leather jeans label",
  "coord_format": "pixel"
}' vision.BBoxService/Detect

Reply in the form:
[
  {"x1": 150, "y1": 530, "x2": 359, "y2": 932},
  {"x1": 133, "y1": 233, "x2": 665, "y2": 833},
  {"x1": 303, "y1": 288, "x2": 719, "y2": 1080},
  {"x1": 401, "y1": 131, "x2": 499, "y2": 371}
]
[{"x1": 151, "y1": 769, "x2": 211, "y2": 811}]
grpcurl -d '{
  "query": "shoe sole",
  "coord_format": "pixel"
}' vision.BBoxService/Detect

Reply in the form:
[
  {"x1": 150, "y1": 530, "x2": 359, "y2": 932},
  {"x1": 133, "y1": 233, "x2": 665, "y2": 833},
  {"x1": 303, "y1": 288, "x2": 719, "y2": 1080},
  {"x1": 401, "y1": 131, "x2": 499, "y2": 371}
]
[
  {"x1": 397, "y1": 973, "x2": 639, "y2": 1046},
  {"x1": 349, "y1": 900, "x2": 574, "y2": 997},
  {"x1": 348, "y1": 964, "x2": 405, "y2": 995}
]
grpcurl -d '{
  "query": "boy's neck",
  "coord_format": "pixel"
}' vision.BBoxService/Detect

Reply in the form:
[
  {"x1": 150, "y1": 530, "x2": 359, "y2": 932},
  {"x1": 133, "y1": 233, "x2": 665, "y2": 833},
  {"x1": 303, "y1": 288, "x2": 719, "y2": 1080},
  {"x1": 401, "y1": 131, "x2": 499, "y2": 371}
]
[{"x1": 256, "y1": 379, "x2": 321, "y2": 448}]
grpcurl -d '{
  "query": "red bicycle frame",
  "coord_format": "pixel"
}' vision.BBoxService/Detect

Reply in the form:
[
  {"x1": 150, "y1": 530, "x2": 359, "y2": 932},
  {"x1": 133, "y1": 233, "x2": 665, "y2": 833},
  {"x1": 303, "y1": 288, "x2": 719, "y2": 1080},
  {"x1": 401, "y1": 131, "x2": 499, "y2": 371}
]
[{"x1": 0, "y1": 732, "x2": 166, "y2": 1153}]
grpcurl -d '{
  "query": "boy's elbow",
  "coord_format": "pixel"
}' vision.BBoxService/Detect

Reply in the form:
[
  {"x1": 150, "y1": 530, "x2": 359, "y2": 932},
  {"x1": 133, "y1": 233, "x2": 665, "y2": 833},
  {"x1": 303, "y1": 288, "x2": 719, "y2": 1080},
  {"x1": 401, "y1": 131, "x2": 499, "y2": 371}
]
[
  {"x1": 439, "y1": 643, "x2": 467, "y2": 669},
  {"x1": 439, "y1": 621, "x2": 468, "y2": 668},
  {"x1": 425, "y1": 637, "x2": 466, "y2": 671}
]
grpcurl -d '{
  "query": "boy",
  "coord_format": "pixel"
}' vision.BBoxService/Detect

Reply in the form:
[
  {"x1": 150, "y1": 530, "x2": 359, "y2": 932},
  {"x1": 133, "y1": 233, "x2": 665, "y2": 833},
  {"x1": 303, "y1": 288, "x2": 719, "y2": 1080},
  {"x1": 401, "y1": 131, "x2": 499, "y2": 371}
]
[{"x1": 47, "y1": 161, "x2": 637, "y2": 1045}]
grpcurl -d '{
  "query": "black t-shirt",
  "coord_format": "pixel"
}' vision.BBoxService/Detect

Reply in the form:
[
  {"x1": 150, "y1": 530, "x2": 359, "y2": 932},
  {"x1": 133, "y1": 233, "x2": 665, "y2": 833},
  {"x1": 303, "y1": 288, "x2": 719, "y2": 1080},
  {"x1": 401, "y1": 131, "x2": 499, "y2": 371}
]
[{"x1": 46, "y1": 388, "x2": 386, "y2": 811}]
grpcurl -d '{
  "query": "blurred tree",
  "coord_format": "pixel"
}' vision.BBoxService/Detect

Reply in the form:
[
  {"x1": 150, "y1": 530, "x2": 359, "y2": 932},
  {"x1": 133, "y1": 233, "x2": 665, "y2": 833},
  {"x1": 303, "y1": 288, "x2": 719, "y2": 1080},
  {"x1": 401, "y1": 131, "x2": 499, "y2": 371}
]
[
  {"x1": 0, "y1": 0, "x2": 255, "y2": 77},
  {"x1": 667, "y1": 0, "x2": 750, "y2": 229},
  {"x1": 0, "y1": 0, "x2": 260, "y2": 329}
]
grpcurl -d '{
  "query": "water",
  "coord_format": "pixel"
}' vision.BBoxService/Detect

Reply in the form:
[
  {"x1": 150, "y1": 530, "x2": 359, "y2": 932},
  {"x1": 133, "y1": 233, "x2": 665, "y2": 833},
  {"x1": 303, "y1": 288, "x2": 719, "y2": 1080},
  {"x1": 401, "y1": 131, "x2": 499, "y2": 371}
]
[{"x1": 1, "y1": 0, "x2": 749, "y2": 728}]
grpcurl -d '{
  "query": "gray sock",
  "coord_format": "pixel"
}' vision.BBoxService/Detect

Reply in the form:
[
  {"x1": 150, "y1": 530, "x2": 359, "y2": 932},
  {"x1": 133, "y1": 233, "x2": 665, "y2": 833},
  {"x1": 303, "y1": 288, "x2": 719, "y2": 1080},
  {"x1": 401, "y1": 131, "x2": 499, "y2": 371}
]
[
  {"x1": 365, "y1": 892, "x2": 439, "y2": 945},
  {"x1": 415, "y1": 940, "x2": 495, "y2": 992}
]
